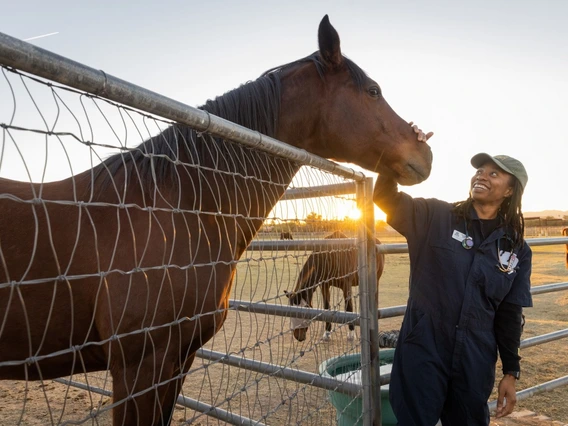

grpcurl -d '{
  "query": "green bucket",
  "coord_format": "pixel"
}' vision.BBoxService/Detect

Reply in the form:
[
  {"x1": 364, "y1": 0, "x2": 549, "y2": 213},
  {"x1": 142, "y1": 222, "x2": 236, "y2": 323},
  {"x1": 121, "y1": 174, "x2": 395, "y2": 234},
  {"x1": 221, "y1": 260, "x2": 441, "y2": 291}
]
[{"x1": 319, "y1": 349, "x2": 397, "y2": 426}]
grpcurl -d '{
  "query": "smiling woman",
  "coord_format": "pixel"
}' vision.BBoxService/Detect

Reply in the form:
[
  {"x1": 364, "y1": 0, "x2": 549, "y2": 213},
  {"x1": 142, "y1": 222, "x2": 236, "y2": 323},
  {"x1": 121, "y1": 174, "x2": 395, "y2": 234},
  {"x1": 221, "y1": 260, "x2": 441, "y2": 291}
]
[{"x1": 373, "y1": 150, "x2": 532, "y2": 424}]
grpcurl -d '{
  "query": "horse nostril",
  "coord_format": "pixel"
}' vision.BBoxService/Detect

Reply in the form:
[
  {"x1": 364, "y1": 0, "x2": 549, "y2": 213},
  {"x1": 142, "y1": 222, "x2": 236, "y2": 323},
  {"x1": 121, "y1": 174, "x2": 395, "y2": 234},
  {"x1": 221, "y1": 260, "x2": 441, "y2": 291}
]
[{"x1": 293, "y1": 329, "x2": 307, "y2": 342}]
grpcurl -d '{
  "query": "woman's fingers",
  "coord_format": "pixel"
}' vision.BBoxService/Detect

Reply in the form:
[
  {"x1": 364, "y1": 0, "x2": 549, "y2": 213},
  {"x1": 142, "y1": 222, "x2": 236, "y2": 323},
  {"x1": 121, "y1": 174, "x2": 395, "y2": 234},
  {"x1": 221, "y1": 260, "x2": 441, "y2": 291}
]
[{"x1": 408, "y1": 121, "x2": 434, "y2": 142}]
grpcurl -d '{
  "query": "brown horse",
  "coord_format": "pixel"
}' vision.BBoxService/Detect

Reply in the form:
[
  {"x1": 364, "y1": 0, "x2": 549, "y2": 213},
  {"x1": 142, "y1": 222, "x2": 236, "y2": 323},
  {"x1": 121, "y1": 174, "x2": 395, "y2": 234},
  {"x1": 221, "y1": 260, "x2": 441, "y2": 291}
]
[
  {"x1": 0, "y1": 16, "x2": 432, "y2": 426},
  {"x1": 285, "y1": 231, "x2": 385, "y2": 342},
  {"x1": 563, "y1": 227, "x2": 568, "y2": 267},
  {"x1": 280, "y1": 232, "x2": 294, "y2": 240}
]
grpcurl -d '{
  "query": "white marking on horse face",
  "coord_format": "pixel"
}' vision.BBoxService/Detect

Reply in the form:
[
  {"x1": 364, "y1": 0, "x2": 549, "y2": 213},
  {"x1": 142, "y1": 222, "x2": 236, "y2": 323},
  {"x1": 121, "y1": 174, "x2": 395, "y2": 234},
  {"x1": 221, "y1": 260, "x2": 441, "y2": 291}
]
[
  {"x1": 347, "y1": 330, "x2": 356, "y2": 341},
  {"x1": 290, "y1": 298, "x2": 311, "y2": 330},
  {"x1": 322, "y1": 331, "x2": 332, "y2": 341},
  {"x1": 290, "y1": 317, "x2": 310, "y2": 330}
]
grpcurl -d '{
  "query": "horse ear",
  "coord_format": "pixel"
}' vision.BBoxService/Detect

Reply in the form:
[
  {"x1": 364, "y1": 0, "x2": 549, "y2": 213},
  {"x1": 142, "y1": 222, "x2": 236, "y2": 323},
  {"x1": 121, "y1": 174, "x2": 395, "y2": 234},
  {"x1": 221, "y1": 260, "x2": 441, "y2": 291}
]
[
  {"x1": 318, "y1": 15, "x2": 343, "y2": 68},
  {"x1": 284, "y1": 290, "x2": 291, "y2": 298}
]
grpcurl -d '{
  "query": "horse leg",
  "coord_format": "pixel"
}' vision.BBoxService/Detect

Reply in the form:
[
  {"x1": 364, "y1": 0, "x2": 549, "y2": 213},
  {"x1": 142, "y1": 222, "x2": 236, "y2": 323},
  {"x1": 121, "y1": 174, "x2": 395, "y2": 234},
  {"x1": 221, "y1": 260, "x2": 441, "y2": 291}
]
[
  {"x1": 343, "y1": 284, "x2": 355, "y2": 341},
  {"x1": 320, "y1": 284, "x2": 332, "y2": 341},
  {"x1": 111, "y1": 352, "x2": 178, "y2": 426},
  {"x1": 158, "y1": 352, "x2": 196, "y2": 425}
]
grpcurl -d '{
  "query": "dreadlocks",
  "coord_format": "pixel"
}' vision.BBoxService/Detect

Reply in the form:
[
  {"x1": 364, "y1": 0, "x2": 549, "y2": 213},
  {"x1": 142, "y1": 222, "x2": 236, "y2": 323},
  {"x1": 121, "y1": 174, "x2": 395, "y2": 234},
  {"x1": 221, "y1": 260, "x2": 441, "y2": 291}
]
[{"x1": 452, "y1": 178, "x2": 525, "y2": 249}]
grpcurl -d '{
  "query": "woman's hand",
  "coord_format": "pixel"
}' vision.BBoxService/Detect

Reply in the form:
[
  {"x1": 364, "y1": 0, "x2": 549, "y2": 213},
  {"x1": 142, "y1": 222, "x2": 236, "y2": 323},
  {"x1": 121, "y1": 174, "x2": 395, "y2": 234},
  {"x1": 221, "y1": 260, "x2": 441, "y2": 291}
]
[
  {"x1": 496, "y1": 375, "x2": 517, "y2": 418},
  {"x1": 409, "y1": 121, "x2": 434, "y2": 143}
]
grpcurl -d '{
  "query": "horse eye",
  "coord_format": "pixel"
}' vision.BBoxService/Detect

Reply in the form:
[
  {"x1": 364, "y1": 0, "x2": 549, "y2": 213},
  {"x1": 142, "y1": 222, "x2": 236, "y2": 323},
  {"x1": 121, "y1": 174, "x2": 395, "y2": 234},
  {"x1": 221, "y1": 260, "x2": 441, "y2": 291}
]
[{"x1": 368, "y1": 86, "x2": 381, "y2": 97}]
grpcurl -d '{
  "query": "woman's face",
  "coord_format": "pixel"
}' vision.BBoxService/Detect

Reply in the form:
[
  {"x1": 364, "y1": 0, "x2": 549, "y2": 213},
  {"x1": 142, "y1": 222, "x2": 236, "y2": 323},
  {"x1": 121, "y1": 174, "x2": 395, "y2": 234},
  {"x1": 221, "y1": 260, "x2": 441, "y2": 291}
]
[{"x1": 470, "y1": 161, "x2": 514, "y2": 206}]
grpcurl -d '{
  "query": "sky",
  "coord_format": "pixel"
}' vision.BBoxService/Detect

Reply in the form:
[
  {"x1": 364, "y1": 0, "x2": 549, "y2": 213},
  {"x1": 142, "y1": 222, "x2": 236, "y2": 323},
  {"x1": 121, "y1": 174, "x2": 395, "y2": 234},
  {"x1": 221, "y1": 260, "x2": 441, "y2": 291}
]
[{"x1": 2, "y1": 0, "x2": 568, "y2": 220}]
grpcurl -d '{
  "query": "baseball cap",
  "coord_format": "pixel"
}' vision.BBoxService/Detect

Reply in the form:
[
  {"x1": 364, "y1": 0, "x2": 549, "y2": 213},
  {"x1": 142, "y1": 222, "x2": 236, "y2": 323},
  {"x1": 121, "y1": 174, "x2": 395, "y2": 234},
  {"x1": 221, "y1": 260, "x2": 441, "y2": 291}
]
[{"x1": 470, "y1": 153, "x2": 528, "y2": 190}]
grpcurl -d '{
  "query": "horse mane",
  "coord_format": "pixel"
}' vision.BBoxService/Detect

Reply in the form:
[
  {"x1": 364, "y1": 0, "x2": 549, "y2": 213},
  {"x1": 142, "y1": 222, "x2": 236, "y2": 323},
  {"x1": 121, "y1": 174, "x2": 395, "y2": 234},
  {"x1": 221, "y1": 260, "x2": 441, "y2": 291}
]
[
  {"x1": 262, "y1": 51, "x2": 368, "y2": 90},
  {"x1": 89, "y1": 52, "x2": 368, "y2": 197}
]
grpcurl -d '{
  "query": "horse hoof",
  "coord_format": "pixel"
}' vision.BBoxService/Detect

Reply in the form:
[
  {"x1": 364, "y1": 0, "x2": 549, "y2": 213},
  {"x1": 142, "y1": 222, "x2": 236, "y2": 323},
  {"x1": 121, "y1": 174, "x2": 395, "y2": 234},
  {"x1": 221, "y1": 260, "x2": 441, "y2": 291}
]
[{"x1": 322, "y1": 331, "x2": 332, "y2": 341}]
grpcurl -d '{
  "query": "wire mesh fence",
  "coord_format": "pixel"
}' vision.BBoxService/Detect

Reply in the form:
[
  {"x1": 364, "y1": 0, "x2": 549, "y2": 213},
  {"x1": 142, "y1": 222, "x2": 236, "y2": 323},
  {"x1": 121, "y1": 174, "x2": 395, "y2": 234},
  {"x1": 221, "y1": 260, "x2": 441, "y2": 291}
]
[{"x1": 0, "y1": 42, "x2": 381, "y2": 426}]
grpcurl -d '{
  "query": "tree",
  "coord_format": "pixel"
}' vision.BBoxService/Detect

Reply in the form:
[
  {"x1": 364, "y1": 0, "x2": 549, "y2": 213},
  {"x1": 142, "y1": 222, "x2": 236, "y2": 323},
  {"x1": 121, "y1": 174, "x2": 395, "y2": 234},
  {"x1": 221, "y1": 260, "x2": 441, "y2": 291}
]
[{"x1": 305, "y1": 211, "x2": 323, "y2": 232}]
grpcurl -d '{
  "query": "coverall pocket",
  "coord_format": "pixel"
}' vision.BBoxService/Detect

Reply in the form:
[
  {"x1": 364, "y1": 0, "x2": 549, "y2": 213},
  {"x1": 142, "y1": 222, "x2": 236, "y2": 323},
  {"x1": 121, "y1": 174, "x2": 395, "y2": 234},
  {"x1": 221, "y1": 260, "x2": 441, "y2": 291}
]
[
  {"x1": 481, "y1": 270, "x2": 515, "y2": 304},
  {"x1": 427, "y1": 238, "x2": 458, "y2": 275},
  {"x1": 402, "y1": 309, "x2": 428, "y2": 344}
]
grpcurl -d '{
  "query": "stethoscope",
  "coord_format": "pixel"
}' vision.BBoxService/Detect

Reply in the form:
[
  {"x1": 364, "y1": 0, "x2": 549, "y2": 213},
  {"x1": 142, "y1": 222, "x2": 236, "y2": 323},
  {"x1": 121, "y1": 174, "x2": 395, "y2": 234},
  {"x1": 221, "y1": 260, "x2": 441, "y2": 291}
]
[
  {"x1": 462, "y1": 226, "x2": 474, "y2": 250},
  {"x1": 462, "y1": 220, "x2": 517, "y2": 273},
  {"x1": 496, "y1": 234, "x2": 517, "y2": 273}
]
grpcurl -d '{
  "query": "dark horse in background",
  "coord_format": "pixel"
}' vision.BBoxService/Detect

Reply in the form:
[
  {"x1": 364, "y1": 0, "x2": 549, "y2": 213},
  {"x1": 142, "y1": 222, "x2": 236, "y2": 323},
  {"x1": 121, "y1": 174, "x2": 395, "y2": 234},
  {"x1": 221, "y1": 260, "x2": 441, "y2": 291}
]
[
  {"x1": 285, "y1": 231, "x2": 385, "y2": 342},
  {"x1": 0, "y1": 16, "x2": 432, "y2": 426},
  {"x1": 280, "y1": 232, "x2": 294, "y2": 240},
  {"x1": 563, "y1": 227, "x2": 568, "y2": 267}
]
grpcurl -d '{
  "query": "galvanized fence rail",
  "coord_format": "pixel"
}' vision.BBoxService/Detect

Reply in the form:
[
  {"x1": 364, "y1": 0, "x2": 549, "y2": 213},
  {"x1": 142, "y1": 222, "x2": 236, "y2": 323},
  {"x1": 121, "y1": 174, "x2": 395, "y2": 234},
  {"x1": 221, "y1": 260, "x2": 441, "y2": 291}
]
[
  {"x1": 0, "y1": 31, "x2": 382, "y2": 425},
  {"x1": 2, "y1": 31, "x2": 567, "y2": 425},
  {"x1": 240, "y1": 235, "x2": 568, "y2": 419}
]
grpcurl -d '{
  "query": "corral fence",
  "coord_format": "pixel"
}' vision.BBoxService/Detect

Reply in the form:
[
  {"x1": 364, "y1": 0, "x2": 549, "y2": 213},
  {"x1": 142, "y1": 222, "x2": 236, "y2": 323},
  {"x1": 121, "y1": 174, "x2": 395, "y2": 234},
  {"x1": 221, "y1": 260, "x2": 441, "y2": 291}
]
[
  {"x1": 0, "y1": 32, "x2": 383, "y2": 426},
  {"x1": 524, "y1": 220, "x2": 568, "y2": 238},
  {"x1": 1, "y1": 33, "x2": 568, "y2": 426}
]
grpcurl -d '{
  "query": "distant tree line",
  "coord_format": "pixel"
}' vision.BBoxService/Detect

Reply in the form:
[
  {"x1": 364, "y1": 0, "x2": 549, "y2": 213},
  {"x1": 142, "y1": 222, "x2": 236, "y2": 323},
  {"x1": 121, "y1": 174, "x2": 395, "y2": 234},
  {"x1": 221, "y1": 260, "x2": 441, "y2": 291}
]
[
  {"x1": 262, "y1": 213, "x2": 568, "y2": 238},
  {"x1": 525, "y1": 216, "x2": 568, "y2": 227},
  {"x1": 261, "y1": 212, "x2": 391, "y2": 235}
]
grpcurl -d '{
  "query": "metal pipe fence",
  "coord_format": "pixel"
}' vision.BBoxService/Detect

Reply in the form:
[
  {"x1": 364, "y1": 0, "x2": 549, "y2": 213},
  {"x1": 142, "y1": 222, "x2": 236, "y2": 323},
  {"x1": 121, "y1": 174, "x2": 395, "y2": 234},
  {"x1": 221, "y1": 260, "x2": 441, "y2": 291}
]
[
  {"x1": 1, "y1": 31, "x2": 381, "y2": 425},
  {"x1": 0, "y1": 32, "x2": 365, "y2": 183},
  {"x1": 194, "y1": 234, "x2": 568, "y2": 422},
  {"x1": 2, "y1": 31, "x2": 567, "y2": 425},
  {"x1": 189, "y1": 232, "x2": 568, "y2": 423}
]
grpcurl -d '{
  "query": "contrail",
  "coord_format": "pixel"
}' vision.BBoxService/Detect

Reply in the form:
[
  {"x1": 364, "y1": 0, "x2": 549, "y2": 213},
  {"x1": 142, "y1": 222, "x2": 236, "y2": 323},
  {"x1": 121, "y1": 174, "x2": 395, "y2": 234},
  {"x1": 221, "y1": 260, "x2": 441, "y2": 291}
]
[{"x1": 24, "y1": 32, "x2": 59, "y2": 41}]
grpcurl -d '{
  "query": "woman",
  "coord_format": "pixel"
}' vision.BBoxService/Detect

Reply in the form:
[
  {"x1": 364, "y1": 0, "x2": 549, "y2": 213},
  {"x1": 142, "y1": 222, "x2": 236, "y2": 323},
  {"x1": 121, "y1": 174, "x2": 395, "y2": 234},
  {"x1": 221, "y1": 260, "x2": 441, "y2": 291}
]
[{"x1": 374, "y1": 126, "x2": 532, "y2": 425}]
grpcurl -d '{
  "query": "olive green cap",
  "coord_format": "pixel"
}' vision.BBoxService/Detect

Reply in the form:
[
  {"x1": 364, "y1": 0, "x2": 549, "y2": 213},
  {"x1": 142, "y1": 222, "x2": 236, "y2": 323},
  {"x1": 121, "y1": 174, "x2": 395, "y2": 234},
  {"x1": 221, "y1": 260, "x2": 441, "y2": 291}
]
[{"x1": 471, "y1": 153, "x2": 528, "y2": 190}]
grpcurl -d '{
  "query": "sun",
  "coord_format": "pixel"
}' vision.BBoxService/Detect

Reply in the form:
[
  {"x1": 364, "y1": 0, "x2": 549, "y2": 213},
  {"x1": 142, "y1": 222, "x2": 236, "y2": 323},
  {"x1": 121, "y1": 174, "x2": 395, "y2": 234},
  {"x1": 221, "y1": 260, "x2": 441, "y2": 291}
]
[
  {"x1": 335, "y1": 202, "x2": 362, "y2": 220},
  {"x1": 332, "y1": 200, "x2": 390, "y2": 223},
  {"x1": 346, "y1": 207, "x2": 362, "y2": 220}
]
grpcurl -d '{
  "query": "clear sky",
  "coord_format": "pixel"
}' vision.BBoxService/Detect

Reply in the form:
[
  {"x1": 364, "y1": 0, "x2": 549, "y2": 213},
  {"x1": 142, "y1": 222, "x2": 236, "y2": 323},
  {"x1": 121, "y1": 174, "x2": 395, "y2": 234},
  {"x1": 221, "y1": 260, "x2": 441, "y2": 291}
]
[{"x1": 2, "y1": 0, "x2": 568, "y2": 219}]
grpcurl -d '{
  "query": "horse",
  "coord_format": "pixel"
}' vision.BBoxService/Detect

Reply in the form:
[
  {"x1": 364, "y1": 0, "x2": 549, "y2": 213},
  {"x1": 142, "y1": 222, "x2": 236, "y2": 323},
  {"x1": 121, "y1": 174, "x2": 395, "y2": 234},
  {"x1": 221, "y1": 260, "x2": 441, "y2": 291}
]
[
  {"x1": 280, "y1": 232, "x2": 294, "y2": 240},
  {"x1": 284, "y1": 231, "x2": 385, "y2": 342},
  {"x1": 563, "y1": 227, "x2": 568, "y2": 267},
  {"x1": 0, "y1": 15, "x2": 432, "y2": 426}
]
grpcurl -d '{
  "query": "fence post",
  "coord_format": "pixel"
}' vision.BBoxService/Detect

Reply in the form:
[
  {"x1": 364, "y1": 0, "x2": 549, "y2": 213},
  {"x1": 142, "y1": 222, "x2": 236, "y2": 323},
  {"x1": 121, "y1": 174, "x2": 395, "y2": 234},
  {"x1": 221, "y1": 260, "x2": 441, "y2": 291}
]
[{"x1": 357, "y1": 177, "x2": 381, "y2": 426}]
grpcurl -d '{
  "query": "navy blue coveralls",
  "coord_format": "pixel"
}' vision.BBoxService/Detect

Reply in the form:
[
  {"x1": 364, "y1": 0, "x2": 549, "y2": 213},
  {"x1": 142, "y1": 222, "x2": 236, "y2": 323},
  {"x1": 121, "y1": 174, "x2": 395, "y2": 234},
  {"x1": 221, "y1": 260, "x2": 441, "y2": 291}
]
[{"x1": 377, "y1": 187, "x2": 532, "y2": 426}]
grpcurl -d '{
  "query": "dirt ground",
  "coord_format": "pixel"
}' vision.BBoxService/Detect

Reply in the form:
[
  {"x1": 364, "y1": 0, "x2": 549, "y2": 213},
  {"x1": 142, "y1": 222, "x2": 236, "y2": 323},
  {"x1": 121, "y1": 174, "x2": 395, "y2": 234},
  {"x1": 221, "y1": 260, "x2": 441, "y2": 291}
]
[
  {"x1": 0, "y1": 239, "x2": 566, "y2": 425},
  {"x1": 501, "y1": 245, "x2": 568, "y2": 423},
  {"x1": 490, "y1": 409, "x2": 568, "y2": 426}
]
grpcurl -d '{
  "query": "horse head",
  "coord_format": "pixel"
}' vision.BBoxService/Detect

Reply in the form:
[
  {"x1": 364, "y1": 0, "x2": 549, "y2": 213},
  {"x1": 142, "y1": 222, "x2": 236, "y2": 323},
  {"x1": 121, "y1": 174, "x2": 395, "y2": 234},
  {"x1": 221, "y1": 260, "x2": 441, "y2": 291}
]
[
  {"x1": 284, "y1": 290, "x2": 312, "y2": 342},
  {"x1": 275, "y1": 15, "x2": 433, "y2": 185}
]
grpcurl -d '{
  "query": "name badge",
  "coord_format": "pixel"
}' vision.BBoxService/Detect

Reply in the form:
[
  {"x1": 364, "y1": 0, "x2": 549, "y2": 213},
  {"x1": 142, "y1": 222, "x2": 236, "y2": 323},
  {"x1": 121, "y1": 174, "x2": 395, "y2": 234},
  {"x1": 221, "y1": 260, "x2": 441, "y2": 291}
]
[
  {"x1": 452, "y1": 230, "x2": 466, "y2": 242},
  {"x1": 499, "y1": 250, "x2": 519, "y2": 274}
]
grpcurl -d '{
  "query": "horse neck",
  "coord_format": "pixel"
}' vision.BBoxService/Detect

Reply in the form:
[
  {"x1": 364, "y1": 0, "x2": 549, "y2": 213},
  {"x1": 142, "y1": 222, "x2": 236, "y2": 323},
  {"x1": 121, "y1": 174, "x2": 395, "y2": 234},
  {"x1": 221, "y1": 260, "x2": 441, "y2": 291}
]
[
  {"x1": 292, "y1": 285, "x2": 316, "y2": 307},
  {"x1": 291, "y1": 258, "x2": 319, "y2": 306},
  {"x1": 86, "y1": 72, "x2": 303, "y2": 258},
  {"x1": 173, "y1": 95, "x2": 301, "y2": 255},
  {"x1": 175, "y1": 74, "x2": 303, "y2": 226},
  {"x1": 174, "y1": 126, "x2": 300, "y2": 214}
]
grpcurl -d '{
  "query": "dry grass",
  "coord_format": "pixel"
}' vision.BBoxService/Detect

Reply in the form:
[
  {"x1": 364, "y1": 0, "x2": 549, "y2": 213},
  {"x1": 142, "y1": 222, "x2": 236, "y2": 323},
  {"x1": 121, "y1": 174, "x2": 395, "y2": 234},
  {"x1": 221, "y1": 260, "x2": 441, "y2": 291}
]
[
  {"x1": 492, "y1": 244, "x2": 568, "y2": 422},
  {"x1": 0, "y1": 237, "x2": 566, "y2": 425}
]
